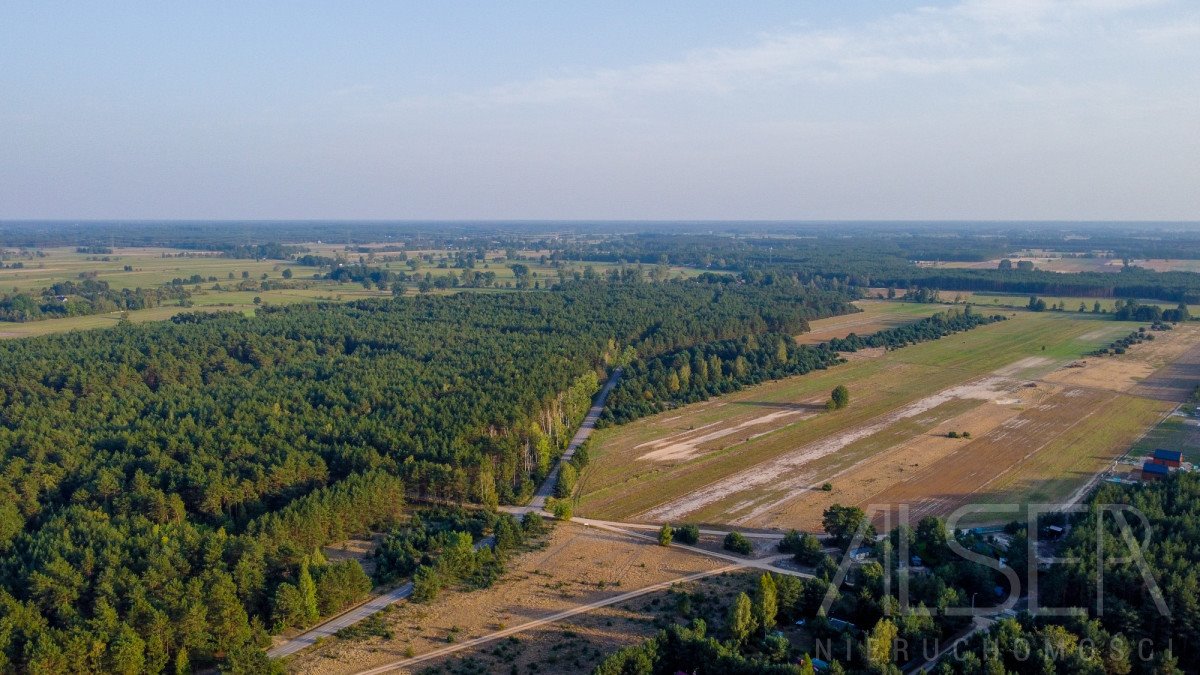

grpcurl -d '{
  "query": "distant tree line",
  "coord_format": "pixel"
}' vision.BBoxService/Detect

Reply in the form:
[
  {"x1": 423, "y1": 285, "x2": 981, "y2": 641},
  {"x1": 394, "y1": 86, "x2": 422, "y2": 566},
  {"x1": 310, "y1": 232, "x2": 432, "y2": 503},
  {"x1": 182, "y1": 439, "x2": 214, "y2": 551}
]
[{"x1": 0, "y1": 279, "x2": 192, "y2": 322}]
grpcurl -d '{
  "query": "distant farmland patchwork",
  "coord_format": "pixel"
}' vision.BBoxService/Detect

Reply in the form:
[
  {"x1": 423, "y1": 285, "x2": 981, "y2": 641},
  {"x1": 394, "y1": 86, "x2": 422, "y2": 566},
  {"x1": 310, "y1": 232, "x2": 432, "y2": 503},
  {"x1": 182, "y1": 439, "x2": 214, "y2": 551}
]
[{"x1": 577, "y1": 303, "x2": 1199, "y2": 529}]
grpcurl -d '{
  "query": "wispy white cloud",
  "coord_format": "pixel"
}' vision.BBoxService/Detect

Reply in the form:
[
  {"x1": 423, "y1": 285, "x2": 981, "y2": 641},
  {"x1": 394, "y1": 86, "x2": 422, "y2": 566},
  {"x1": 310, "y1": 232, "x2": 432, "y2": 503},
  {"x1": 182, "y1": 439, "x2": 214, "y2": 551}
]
[{"x1": 459, "y1": 0, "x2": 1180, "y2": 107}]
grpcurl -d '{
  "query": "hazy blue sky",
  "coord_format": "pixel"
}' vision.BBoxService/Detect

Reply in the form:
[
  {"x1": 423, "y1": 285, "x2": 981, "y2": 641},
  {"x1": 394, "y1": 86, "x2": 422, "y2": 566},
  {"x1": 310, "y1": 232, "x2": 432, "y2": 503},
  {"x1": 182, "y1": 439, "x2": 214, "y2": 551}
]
[{"x1": 2, "y1": 1, "x2": 1197, "y2": 220}]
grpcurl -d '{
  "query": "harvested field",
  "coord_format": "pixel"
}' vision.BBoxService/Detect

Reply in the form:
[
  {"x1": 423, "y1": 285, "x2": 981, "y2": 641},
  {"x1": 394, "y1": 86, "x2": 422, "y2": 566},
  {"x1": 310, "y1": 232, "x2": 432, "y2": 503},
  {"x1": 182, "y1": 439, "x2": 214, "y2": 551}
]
[
  {"x1": 795, "y1": 300, "x2": 945, "y2": 344},
  {"x1": 283, "y1": 522, "x2": 729, "y2": 674},
  {"x1": 578, "y1": 311, "x2": 1199, "y2": 530},
  {"x1": 1043, "y1": 324, "x2": 1200, "y2": 397}
]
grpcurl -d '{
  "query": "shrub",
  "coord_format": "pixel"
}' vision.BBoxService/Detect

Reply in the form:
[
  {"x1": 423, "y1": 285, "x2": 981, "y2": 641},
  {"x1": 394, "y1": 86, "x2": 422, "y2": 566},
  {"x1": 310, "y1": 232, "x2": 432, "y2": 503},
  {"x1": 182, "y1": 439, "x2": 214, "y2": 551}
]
[
  {"x1": 830, "y1": 385, "x2": 850, "y2": 409},
  {"x1": 673, "y1": 523, "x2": 700, "y2": 545},
  {"x1": 723, "y1": 531, "x2": 753, "y2": 555},
  {"x1": 778, "y1": 530, "x2": 804, "y2": 554},
  {"x1": 550, "y1": 499, "x2": 573, "y2": 521},
  {"x1": 793, "y1": 533, "x2": 825, "y2": 566}
]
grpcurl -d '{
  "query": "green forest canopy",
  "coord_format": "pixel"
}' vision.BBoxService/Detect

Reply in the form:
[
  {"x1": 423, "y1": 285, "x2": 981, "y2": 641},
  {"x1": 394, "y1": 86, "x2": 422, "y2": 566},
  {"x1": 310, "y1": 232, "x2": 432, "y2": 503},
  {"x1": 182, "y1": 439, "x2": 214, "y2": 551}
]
[{"x1": 0, "y1": 278, "x2": 853, "y2": 670}]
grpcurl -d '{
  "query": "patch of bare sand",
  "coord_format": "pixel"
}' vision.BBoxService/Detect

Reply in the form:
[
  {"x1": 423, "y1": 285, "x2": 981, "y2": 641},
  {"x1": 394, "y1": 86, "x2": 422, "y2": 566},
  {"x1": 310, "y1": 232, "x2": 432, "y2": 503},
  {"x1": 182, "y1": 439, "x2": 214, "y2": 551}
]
[
  {"x1": 1042, "y1": 359, "x2": 1155, "y2": 393},
  {"x1": 639, "y1": 371, "x2": 1028, "y2": 523},
  {"x1": 401, "y1": 570, "x2": 763, "y2": 675},
  {"x1": 842, "y1": 347, "x2": 887, "y2": 361},
  {"x1": 742, "y1": 384, "x2": 1053, "y2": 530},
  {"x1": 796, "y1": 310, "x2": 926, "y2": 345},
  {"x1": 1044, "y1": 324, "x2": 1200, "y2": 395},
  {"x1": 637, "y1": 407, "x2": 817, "y2": 462},
  {"x1": 285, "y1": 522, "x2": 726, "y2": 674},
  {"x1": 322, "y1": 537, "x2": 381, "y2": 576}
]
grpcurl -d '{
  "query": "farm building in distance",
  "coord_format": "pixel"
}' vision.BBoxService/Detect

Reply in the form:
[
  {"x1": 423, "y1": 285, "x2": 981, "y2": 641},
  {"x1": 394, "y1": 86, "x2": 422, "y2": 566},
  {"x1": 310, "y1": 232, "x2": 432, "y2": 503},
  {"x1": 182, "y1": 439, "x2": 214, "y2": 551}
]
[
  {"x1": 1141, "y1": 461, "x2": 1171, "y2": 482},
  {"x1": 1151, "y1": 449, "x2": 1183, "y2": 468}
]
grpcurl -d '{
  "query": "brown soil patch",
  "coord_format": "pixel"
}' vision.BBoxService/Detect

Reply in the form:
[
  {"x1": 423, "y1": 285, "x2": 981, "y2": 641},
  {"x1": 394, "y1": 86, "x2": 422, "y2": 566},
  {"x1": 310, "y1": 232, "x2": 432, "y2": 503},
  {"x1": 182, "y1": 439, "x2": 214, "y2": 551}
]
[
  {"x1": 795, "y1": 303, "x2": 942, "y2": 344},
  {"x1": 867, "y1": 387, "x2": 1163, "y2": 525},
  {"x1": 285, "y1": 522, "x2": 727, "y2": 674},
  {"x1": 744, "y1": 384, "x2": 1045, "y2": 530},
  {"x1": 1043, "y1": 323, "x2": 1200, "y2": 398},
  {"x1": 323, "y1": 537, "x2": 380, "y2": 576},
  {"x1": 636, "y1": 405, "x2": 821, "y2": 463}
]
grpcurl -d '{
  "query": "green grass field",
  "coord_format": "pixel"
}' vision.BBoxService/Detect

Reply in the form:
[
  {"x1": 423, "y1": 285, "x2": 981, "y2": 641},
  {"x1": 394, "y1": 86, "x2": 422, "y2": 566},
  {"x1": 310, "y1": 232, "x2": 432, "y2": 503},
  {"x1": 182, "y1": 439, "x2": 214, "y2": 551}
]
[
  {"x1": 0, "y1": 245, "x2": 652, "y2": 340},
  {"x1": 576, "y1": 308, "x2": 1155, "y2": 523},
  {"x1": 949, "y1": 291, "x2": 1199, "y2": 314}
]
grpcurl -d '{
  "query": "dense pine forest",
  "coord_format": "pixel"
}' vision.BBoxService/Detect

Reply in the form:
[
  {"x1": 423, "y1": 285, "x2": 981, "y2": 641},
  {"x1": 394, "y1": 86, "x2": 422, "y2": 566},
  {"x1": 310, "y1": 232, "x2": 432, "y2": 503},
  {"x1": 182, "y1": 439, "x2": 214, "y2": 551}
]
[
  {"x1": 600, "y1": 309, "x2": 1002, "y2": 425},
  {"x1": 0, "y1": 278, "x2": 852, "y2": 671}
]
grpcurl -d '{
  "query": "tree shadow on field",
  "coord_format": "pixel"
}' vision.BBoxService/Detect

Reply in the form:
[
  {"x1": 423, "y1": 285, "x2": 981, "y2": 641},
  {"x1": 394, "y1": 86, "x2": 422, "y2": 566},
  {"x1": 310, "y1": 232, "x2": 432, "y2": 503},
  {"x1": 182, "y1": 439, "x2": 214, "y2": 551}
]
[{"x1": 731, "y1": 401, "x2": 825, "y2": 413}]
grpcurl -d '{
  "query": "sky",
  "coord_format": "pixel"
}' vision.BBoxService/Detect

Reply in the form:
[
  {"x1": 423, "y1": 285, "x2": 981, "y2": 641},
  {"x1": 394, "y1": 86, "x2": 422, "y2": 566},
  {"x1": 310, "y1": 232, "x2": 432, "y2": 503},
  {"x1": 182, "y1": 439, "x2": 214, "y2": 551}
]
[{"x1": 1, "y1": 0, "x2": 1198, "y2": 221}]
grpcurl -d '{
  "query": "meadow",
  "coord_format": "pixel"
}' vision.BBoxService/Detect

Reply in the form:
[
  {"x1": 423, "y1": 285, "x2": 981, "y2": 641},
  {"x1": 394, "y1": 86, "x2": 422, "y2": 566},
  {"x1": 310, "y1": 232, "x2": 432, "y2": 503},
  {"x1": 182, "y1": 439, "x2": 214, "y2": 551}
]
[
  {"x1": 0, "y1": 245, "x2": 636, "y2": 339},
  {"x1": 576, "y1": 303, "x2": 1195, "y2": 528}
]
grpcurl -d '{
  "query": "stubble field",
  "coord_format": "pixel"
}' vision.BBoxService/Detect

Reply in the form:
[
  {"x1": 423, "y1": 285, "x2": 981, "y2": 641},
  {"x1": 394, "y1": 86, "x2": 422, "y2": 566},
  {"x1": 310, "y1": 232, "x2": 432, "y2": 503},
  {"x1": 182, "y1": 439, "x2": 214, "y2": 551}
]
[{"x1": 576, "y1": 303, "x2": 1199, "y2": 529}]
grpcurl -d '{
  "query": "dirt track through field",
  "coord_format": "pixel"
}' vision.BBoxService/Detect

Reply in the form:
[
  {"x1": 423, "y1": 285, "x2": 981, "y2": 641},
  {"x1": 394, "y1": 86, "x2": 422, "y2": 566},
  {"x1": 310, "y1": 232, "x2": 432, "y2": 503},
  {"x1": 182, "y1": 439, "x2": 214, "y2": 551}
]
[{"x1": 637, "y1": 367, "x2": 1028, "y2": 523}]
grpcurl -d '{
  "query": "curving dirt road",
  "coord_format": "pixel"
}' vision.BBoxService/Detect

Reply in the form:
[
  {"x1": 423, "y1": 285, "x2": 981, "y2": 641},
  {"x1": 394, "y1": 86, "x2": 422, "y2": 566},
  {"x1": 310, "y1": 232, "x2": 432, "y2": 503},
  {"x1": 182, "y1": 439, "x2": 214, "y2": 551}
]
[
  {"x1": 272, "y1": 369, "x2": 621, "y2": 661},
  {"x1": 528, "y1": 368, "x2": 622, "y2": 510},
  {"x1": 354, "y1": 564, "x2": 744, "y2": 675}
]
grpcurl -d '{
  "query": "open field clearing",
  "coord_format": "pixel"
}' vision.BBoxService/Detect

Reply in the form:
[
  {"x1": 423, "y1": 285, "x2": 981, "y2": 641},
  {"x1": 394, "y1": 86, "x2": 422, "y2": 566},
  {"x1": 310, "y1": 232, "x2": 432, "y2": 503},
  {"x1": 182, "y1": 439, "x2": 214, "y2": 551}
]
[
  {"x1": 914, "y1": 257, "x2": 1200, "y2": 274},
  {"x1": 0, "y1": 288, "x2": 394, "y2": 339},
  {"x1": 378, "y1": 568, "x2": 790, "y2": 675},
  {"x1": 916, "y1": 257, "x2": 1124, "y2": 273},
  {"x1": 794, "y1": 300, "x2": 946, "y2": 344},
  {"x1": 0, "y1": 246, "x2": 304, "y2": 291},
  {"x1": 0, "y1": 246, "x2": 662, "y2": 340},
  {"x1": 283, "y1": 522, "x2": 738, "y2": 674},
  {"x1": 950, "y1": 291, "x2": 1200, "y2": 314},
  {"x1": 577, "y1": 311, "x2": 1198, "y2": 529}
]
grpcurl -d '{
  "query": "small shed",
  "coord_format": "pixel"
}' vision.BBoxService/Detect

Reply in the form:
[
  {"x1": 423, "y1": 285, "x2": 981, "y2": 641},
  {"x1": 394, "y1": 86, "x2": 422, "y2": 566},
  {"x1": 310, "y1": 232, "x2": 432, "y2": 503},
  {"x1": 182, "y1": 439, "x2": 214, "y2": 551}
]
[
  {"x1": 1151, "y1": 449, "x2": 1183, "y2": 468},
  {"x1": 1142, "y1": 461, "x2": 1170, "y2": 482}
]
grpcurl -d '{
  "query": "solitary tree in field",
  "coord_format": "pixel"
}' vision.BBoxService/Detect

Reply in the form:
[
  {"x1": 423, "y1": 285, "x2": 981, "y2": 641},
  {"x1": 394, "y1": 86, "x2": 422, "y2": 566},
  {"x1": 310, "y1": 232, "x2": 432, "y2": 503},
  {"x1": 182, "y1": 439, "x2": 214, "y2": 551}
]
[
  {"x1": 828, "y1": 385, "x2": 850, "y2": 410},
  {"x1": 658, "y1": 523, "x2": 673, "y2": 547}
]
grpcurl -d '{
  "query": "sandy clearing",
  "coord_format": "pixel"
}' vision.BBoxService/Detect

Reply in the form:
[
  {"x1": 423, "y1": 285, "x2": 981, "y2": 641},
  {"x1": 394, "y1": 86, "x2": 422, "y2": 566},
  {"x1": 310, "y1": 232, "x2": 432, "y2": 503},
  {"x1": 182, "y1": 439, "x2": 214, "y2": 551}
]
[
  {"x1": 638, "y1": 407, "x2": 815, "y2": 462},
  {"x1": 868, "y1": 388, "x2": 1166, "y2": 527},
  {"x1": 1044, "y1": 323, "x2": 1200, "y2": 397},
  {"x1": 740, "y1": 384, "x2": 1050, "y2": 529},
  {"x1": 794, "y1": 303, "x2": 944, "y2": 344},
  {"x1": 283, "y1": 522, "x2": 727, "y2": 674},
  {"x1": 633, "y1": 420, "x2": 724, "y2": 450},
  {"x1": 638, "y1": 368, "x2": 1027, "y2": 523}
]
